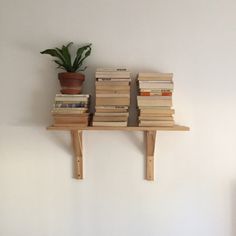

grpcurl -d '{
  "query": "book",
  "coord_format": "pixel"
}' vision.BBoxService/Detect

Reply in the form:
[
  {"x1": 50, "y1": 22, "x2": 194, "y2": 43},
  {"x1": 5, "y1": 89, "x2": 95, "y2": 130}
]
[
  {"x1": 96, "y1": 94, "x2": 130, "y2": 98},
  {"x1": 95, "y1": 105, "x2": 128, "y2": 113},
  {"x1": 138, "y1": 96, "x2": 172, "y2": 100},
  {"x1": 54, "y1": 123, "x2": 88, "y2": 127},
  {"x1": 55, "y1": 96, "x2": 89, "y2": 102},
  {"x1": 53, "y1": 116, "x2": 89, "y2": 124},
  {"x1": 96, "y1": 68, "x2": 130, "y2": 78},
  {"x1": 137, "y1": 97, "x2": 172, "y2": 107},
  {"x1": 96, "y1": 68, "x2": 129, "y2": 72},
  {"x1": 96, "y1": 97, "x2": 130, "y2": 106},
  {"x1": 52, "y1": 112, "x2": 89, "y2": 117},
  {"x1": 94, "y1": 68, "x2": 131, "y2": 127},
  {"x1": 139, "y1": 110, "x2": 175, "y2": 116},
  {"x1": 139, "y1": 108, "x2": 174, "y2": 115},
  {"x1": 139, "y1": 106, "x2": 173, "y2": 110},
  {"x1": 95, "y1": 108, "x2": 128, "y2": 113},
  {"x1": 52, "y1": 93, "x2": 91, "y2": 126},
  {"x1": 139, "y1": 81, "x2": 174, "y2": 89},
  {"x1": 54, "y1": 103, "x2": 88, "y2": 108},
  {"x1": 93, "y1": 116, "x2": 128, "y2": 122},
  {"x1": 95, "y1": 105, "x2": 129, "y2": 109},
  {"x1": 54, "y1": 100, "x2": 89, "y2": 105},
  {"x1": 137, "y1": 71, "x2": 175, "y2": 127},
  {"x1": 139, "y1": 116, "x2": 173, "y2": 121},
  {"x1": 55, "y1": 94, "x2": 90, "y2": 98},
  {"x1": 96, "y1": 74, "x2": 130, "y2": 79},
  {"x1": 95, "y1": 85, "x2": 130, "y2": 91},
  {"x1": 139, "y1": 89, "x2": 173, "y2": 92},
  {"x1": 139, "y1": 114, "x2": 173, "y2": 118},
  {"x1": 53, "y1": 112, "x2": 89, "y2": 126},
  {"x1": 138, "y1": 72, "x2": 173, "y2": 81},
  {"x1": 140, "y1": 91, "x2": 172, "y2": 96},
  {"x1": 96, "y1": 81, "x2": 130, "y2": 86},
  {"x1": 96, "y1": 90, "x2": 130, "y2": 94},
  {"x1": 97, "y1": 78, "x2": 131, "y2": 82},
  {"x1": 51, "y1": 108, "x2": 88, "y2": 114},
  {"x1": 139, "y1": 120, "x2": 174, "y2": 127},
  {"x1": 93, "y1": 121, "x2": 128, "y2": 127},
  {"x1": 94, "y1": 112, "x2": 129, "y2": 117},
  {"x1": 137, "y1": 100, "x2": 172, "y2": 107}
]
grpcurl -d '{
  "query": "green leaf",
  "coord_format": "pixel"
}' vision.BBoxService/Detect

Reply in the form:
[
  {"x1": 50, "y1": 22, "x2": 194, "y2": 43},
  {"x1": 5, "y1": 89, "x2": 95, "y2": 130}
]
[
  {"x1": 72, "y1": 44, "x2": 91, "y2": 71},
  {"x1": 76, "y1": 46, "x2": 91, "y2": 70},
  {"x1": 41, "y1": 43, "x2": 92, "y2": 72},
  {"x1": 78, "y1": 66, "x2": 87, "y2": 72},
  {"x1": 55, "y1": 48, "x2": 67, "y2": 65},
  {"x1": 62, "y1": 45, "x2": 72, "y2": 70},
  {"x1": 72, "y1": 56, "x2": 81, "y2": 71},
  {"x1": 54, "y1": 60, "x2": 65, "y2": 70},
  {"x1": 40, "y1": 49, "x2": 60, "y2": 57},
  {"x1": 76, "y1": 44, "x2": 92, "y2": 58},
  {"x1": 55, "y1": 44, "x2": 73, "y2": 71},
  {"x1": 66, "y1": 42, "x2": 73, "y2": 48}
]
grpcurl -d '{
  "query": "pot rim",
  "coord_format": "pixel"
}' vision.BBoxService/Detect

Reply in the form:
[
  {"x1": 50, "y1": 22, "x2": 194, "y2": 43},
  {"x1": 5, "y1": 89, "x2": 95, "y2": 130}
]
[
  {"x1": 58, "y1": 72, "x2": 84, "y2": 75},
  {"x1": 58, "y1": 72, "x2": 85, "y2": 81}
]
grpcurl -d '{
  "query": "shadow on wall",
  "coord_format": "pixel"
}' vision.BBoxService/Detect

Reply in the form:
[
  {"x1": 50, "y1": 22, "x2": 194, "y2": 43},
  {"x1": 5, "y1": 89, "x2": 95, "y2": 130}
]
[{"x1": 231, "y1": 181, "x2": 236, "y2": 236}]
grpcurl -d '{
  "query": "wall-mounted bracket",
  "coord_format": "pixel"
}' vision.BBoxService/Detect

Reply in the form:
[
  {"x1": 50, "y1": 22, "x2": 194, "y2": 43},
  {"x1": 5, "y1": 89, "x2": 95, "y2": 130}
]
[
  {"x1": 146, "y1": 131, "x2": 156, "y2": 180},
  {"x1": 47, "y1": 125, "x2": 189, "y2": 181},
  {"x1": 71, "y1": 130, "x2": 83, "y2": 179}
]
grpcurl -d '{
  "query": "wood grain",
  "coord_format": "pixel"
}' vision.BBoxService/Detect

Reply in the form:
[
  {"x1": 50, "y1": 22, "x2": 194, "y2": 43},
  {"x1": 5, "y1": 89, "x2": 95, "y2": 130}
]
[
  {"x1": 146, "y1": 131, "x2": 156, "y2": 180},
  {"x1": 71, "y1": 130, "x2": 83, "y2": 179},
  {"x1": 47, "y1": 124, "x2": 190, "y2": 131}
]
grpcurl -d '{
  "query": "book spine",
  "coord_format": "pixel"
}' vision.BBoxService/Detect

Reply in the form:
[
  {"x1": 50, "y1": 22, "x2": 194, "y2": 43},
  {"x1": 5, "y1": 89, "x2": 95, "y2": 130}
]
[
  {"x1": 97, "y1": 78, "x2": 131, "y2": 82},
  {"x1": 140, "y1": 91, "x2": 172, "y2": 96}
]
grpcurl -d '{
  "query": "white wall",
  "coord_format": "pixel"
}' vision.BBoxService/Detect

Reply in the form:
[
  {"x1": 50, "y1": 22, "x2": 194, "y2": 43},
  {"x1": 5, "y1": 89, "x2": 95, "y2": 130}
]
[{"x1": 0, "y1": 0, "x2": 236, "y2": 236}]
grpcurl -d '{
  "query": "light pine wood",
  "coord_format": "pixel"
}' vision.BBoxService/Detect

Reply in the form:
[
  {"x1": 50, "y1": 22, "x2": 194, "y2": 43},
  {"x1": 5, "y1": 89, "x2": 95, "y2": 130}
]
[
  {"x1": 71, "y1": 130, "x2": 83, "y2": 179},
  {"x1": 146, "y1": 131, "x2": 156, "y2": 180},
  {"x1": 48, "y1": 124, "x2": 189, "y2": 181},
  {"x1": 47, "y1": 124, "x2": 189, "y2": 131}
]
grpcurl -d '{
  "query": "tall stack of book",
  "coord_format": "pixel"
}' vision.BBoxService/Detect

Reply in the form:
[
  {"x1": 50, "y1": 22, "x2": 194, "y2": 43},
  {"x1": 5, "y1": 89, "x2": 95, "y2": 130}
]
[
  {"x1": 137, "y1": 72, "x2": 175, "y2": 127},
  {"x1": 92, "y1": 68, "x2": 131, "y2": 127},
  {"x1": 52, "y1": 94, "x2": 90, "y2": 126}
]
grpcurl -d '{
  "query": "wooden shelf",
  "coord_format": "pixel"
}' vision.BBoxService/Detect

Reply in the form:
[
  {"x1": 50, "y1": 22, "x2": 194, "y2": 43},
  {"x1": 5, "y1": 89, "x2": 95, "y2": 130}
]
[
  {"x1": 47, "y1": 124, "x2": 189, "y2": 131},
  {"x1": 47, "y1": 124, "x2": 189, "y2": 181}
]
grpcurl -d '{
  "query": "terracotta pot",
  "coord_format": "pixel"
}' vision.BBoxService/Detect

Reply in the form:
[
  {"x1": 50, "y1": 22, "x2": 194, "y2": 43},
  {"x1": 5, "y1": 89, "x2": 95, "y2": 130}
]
[{"x1": 58, "y1": 72, "x2": 85, "y2": 94}]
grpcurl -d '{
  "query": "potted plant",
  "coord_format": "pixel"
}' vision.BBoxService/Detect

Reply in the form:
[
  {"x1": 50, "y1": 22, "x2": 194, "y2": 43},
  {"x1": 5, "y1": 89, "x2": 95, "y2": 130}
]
[{"x1": 40, "y1": 42, "x2": 92, "y2": 94}]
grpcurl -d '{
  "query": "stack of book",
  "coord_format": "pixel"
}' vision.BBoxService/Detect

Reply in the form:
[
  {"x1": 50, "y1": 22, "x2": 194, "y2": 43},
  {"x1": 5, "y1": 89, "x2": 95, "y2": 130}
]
[
  {"x1": 92, "y1": 68, "x2": 131, "y2": 127},
  {"x1": 137, "y1": 72, "x2": 175, "y2": 127},
  {"x1": 52, "y1": 94, "x2": 90, "y2": 126}
]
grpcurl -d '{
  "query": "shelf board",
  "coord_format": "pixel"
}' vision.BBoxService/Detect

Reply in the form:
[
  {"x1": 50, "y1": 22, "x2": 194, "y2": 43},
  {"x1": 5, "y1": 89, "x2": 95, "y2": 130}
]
[{"x1": 47, "y1": 124, "x2": 190, "y2": 131}]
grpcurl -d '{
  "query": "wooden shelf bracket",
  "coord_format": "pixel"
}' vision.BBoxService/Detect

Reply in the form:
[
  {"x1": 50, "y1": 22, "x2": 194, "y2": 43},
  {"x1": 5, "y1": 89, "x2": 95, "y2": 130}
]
[
  {"x1": 48, "y1": 124, "x2": 189, "y2": 181},
  {"x1": 146, "y1": 131, "x2": 156, "y2": 181},
  {"x1": 71, "y1": 130, "x2": 83, "y2": 179},
  {"x1": 70, "y1": 129, "x2": 157, "y2": 181}
]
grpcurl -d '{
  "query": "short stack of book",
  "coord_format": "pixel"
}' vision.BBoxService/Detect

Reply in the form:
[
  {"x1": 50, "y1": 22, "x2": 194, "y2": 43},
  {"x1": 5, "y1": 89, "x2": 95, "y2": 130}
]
[
  {"x1": 52, "y1": 94, "x2": 90, "y2": 126},
  {"x1": 92, "y1": 68, "x2": 131, "y2": 127},
  {"x1": 137, "y1": 72, "x2": 175, "y2": 127}
]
